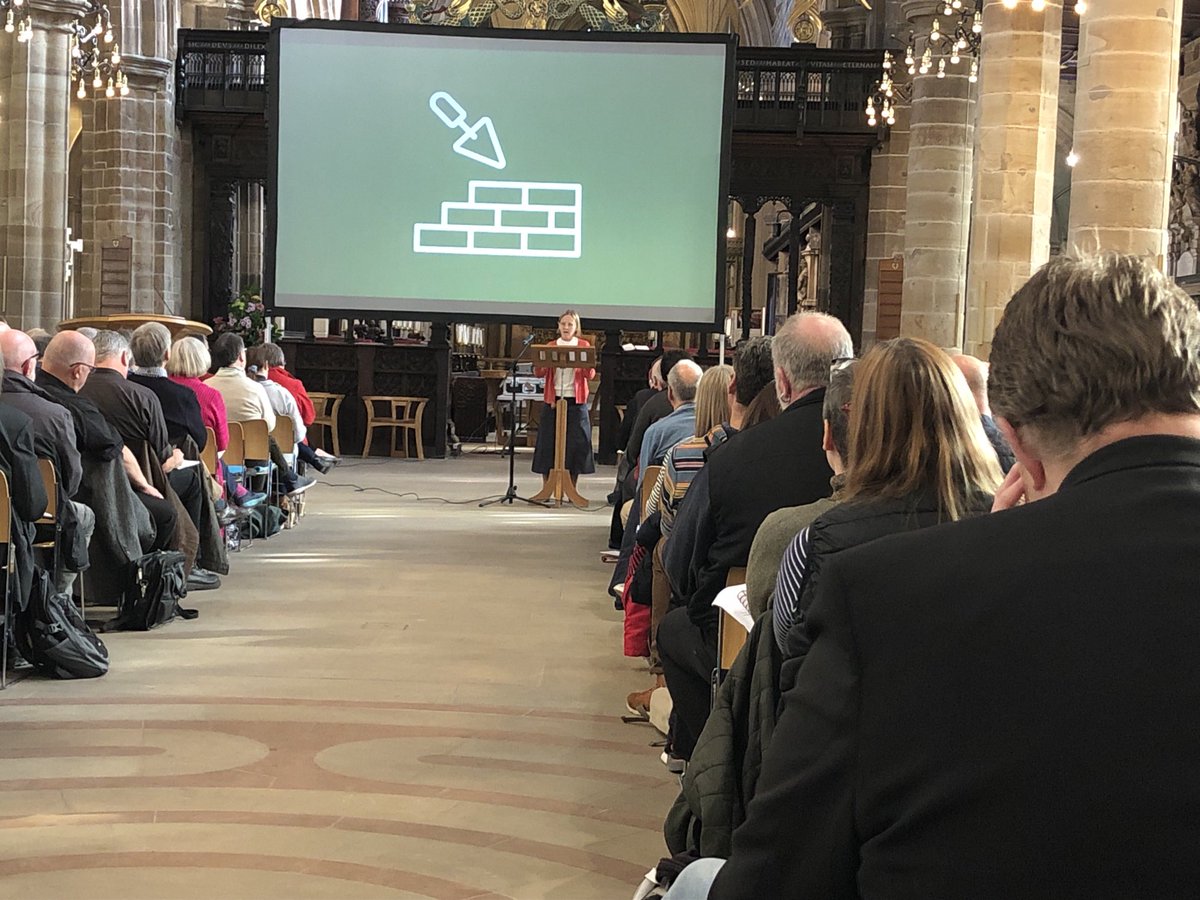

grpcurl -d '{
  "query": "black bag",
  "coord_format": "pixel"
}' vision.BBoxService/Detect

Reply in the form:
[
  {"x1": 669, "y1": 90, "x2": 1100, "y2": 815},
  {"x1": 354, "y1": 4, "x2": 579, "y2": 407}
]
[
  {"x1": 105, "y1": 550, "x2": 190, "y2": 632},
  {"x1": 248, "y1": 504, "x2": 284, "y2": 538},
  {"x1": 15, "y1": 569, "x2": 109, "y2": 679}
]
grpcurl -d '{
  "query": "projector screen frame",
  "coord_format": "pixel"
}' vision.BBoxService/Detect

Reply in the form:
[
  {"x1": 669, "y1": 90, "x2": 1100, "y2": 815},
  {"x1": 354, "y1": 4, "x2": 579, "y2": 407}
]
[{"x1": 265, "y1": 19, "x2": 737, "y2": 333}]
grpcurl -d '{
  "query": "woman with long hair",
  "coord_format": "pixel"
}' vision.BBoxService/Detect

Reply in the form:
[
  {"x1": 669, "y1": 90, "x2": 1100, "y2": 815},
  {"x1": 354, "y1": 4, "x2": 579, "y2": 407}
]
[
  {"x1": 531, "y1": 310, "x2": 596, "y2": 487},
  {"x1": 772, "y1": 337, "x2": 1002, "y2": 656}
]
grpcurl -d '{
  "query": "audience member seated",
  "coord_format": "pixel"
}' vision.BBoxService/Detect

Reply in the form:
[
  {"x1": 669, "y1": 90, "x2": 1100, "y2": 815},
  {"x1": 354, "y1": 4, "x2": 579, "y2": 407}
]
[
  {"x1": 167, "y1": 336, "x2": 229, "y2": 452},
  {"x1": 638, "y1": 361, "x2": 704, "y2": 491},
  {"x1": 247, "y1": 346, "x2": 336, "y2": 481},
  {"x1": 625, "y1": 364, "x2": 732, "y2": 716},
  {"x1": 953, "y1": 352, "x2": 1016, "y2": 473},
  {"x1": 744, "y1": 360, "x2": 854, "y2": 619},
  {"x1": 39, "y1": 332, "x2": 161, "y2": 601},
  {"x1": 609, "y1": 349, "x2": 692, "y2": 550},
  {"x1": 0, "y1": 394, "x2": 47, "y2": 624},
  {"x1": 657, "y1": 312, "x2": 852, "y2": 764},
  {"x1": 128, "y1": 323, "x2": 208, "y2": 452},
  {"x1": 772, "y1": 338, "x2": 1000, "y2": 667},
  {"x1": 619, "y1": 358, "x2": 663, "y2": 453},
  {"x1": 207, "y1": 333, "x2": 277, "y2": 430},
  {"x1": 79, "y1": 330, "x2": 217, "y2": 589},
  {"x1": 258, "y1": 342, "x2": 339, "y2": 473},
  {"x1": 27, "y1": 327, "x2": 51, "y2": 357},
  {"x1": 0, "y1": 329, "x2": 93, "y2": 595},
  {"x1": 674, "y1": 253, "x2": 1200, "y2": 900}
]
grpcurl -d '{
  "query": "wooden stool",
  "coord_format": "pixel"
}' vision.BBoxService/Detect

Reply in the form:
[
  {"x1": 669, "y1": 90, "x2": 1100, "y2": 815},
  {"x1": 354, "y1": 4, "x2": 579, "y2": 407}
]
[
  {"x1": 308, "y1": 392, "x2": 345, "y2": 457},
  {"x1": 361, "y1": 396, "x2": 428, "y2": 459}
]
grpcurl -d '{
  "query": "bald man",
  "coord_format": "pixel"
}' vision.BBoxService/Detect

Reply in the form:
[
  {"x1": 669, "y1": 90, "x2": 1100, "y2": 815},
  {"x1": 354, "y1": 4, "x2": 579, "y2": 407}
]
[
  {"x1": 0, "y1": 329, "x2": 82, "y2": 498},
  {"x1": 952, "y1": 354, "x2": 1015, "y2": 474}
]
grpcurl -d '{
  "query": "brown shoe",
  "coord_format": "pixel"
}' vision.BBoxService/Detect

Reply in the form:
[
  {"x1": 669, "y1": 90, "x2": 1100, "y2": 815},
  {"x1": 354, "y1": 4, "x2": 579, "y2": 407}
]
[{"x1": 625, "y1": 687, "x2": 654, "y2": 717}]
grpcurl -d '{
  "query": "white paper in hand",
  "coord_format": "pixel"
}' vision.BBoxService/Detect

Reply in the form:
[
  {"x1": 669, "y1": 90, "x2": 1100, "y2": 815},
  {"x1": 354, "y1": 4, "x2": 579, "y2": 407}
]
[{"x1": 712, "y1": 582, "x2": 754, "y2": 633}]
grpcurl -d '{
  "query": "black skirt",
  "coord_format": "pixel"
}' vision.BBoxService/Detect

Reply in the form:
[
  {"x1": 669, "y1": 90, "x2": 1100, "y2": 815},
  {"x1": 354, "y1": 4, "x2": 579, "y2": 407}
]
[{"x1": 532, "y1": 399, "x2": 596, "y2": 476}]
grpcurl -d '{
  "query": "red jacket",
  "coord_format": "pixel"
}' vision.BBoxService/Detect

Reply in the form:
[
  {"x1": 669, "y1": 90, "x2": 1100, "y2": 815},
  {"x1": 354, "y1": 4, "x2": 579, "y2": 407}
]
[
  {"x1": 268, "y1": 366, "x2": 316, "y2": 426},
  {"x1": 536, "y1": 338, "x2": 595, "y2": 405}
]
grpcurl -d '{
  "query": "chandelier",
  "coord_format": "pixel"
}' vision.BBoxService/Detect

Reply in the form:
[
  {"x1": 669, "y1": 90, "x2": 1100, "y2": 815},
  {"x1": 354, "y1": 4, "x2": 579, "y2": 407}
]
[
  {"x1": 865, "y1": 51, "x2": 896, "y2": 127},
  {"x1": 69, "y1": 3, "x2": 128, "y2": 99},
  {"x1": 2, "y1": 0, "x2": 32, "y2": 44}
]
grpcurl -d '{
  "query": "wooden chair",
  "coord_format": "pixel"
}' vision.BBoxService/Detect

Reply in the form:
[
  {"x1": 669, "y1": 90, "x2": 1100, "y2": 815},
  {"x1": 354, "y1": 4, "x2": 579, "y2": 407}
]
[
  {"x1": 712, "y1": 566, "x2": 749, "y2": 707},
  {"x1": 200, "y1": 426, "x2": 218, "y2": 480},
  {"x1": 270, "y1": 416, "x2": 302, "y2": 527},
  {"x1": 240, "y1": 418, "x2": 274, "y2": 499},
  {"x1": 640, "y1": 464, "x2": 662, "y2": 519},
  {"x1": 307, "y1": 391, "x2": 344, "y2": 457},
  {"x1": 0, "y1": 471, "x2": 13, "y2": 689},
  {"x1": 33, "y1": 458, "x2": 87, "y2": 617},
  {"x1": 361, "y1": 396, "x2": 428, "y2": 460}
]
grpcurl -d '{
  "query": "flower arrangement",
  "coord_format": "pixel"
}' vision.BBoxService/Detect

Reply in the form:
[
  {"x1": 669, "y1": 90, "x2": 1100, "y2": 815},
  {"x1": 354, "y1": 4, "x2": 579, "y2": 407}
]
[{"x1": 213, "y1": 286, "x2": 267, "y2": 345}]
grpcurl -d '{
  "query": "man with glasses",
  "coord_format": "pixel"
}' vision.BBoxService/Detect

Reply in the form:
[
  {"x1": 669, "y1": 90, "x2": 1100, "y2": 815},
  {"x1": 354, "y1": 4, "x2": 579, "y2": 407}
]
[{"x1": 0, "y1": 330, "x2": 93, "y2": 597}]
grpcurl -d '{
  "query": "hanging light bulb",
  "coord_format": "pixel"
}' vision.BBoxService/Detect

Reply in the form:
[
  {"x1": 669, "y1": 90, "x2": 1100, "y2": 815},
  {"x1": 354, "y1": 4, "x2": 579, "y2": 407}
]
[
  {"x1": 1002, "y1": 0, "x2": 1017, "y2": 7},
  {"x1": 92, "y1": 67, "x2": 101, "y2": 89},
  {"x1": 103, "y1": 25, "x2": 112, "y2": 43},
  {"x1": 110, "y1": 43, "x2": 120, "y2": 65},
  {"x1": 77, "y1": 81, "x2": 86, "y2": 99},
  {"x1": 119, "y1": 72, "x2": 129, "y2": 96},
  {"x1": 973, "y1": 10, "x2": 982, "y2": 32},
  {"x1": 1031, "y1": 0, "x2": 1045, "y2": 10},
  {"x1": 937, "y1": 58, "x2": 947, "y2": 78},
  {"x1": 726, "y1": 225, "x2": 736, "y2": 239},
  {"x1": 1074, "y1": 0, "x2": 1086, "y2": 11},
  {"x1": 968, "y1": 58, "x2": 979, "y2": 83},
  {"x1": 919, "y1": 47, "x2": 932, "y2": 75},
  {"x1": 943, "y1": 2, "x2": 952, "y2": 14},
  {"x1": 18, "y1": 16, "x2": 30, "y2": 41},
  {"x1": 71, "y1": 35, "x2": 82, "y2": 58},
  {"x1": 4, "y1": 11, "x2": 14, "y2": 33},
  {"x1": 905, "y1": 43, "x2": 915, "y2": 67},
  {"x1": 882, "y1": 50, "x2": 892, "y2": 70},
  {"x1": 931, "y1": 17, "x2": 941, "y2": 41},
  {"x1": 105, "y1": 77, "x2": 114, "y2": 98},
  {"x1": 1066, "y1": 149, "x2": 1080, "y2": 167}
]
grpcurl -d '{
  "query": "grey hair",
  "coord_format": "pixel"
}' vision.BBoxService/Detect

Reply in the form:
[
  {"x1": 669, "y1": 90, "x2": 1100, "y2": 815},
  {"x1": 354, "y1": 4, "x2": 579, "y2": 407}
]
[
  {"x1": 129, "y1": 322, "x2": 172, "y2": 368},
  {"x1": 167, "y1": 336, "x2": 212, "y2": 379},
  {"x1": 668, "y1": 359, "x2": 703, "y2": 404},
  {"x1": 91, "y1": 329, "x2": 130, "y2": 363},
  {"x1": 772, "y1": 312, "x2": 854, "y2": 391}
]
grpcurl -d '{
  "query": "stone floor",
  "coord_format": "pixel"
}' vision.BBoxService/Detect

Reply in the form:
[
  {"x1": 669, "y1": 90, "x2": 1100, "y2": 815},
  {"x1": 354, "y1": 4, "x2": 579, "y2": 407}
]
[{"x1": 0, "y1": 454, "x2": 676, "y2": 899}]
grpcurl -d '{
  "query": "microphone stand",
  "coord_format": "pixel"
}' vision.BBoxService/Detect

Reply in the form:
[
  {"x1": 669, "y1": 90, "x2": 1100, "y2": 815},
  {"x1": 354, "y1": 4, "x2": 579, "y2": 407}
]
[{"x1": 480, "y1": 335, "x2": 544, "y2": 507}]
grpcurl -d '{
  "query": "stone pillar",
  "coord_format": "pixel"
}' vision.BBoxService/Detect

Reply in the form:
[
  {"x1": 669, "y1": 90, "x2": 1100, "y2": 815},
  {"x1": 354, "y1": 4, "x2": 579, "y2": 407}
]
[
  {"x1": 862, "y1": 99, "x2": 911, "y2": 347},
  {"x1": 78, "y1": 56, "x2": 183, "y2": 317},
  {"x1": 899, "y1": 0, "x2": 974, "y2": 349},
  {"x1": 0, "y1": 0, "x2": 91, "y2": 329},
  {"x1": 1067, "y1": 0, "x2": 1183, "y2": 263},
  {"x1": 964, "y1": 0, "x2": 1062, "y2": 359}
]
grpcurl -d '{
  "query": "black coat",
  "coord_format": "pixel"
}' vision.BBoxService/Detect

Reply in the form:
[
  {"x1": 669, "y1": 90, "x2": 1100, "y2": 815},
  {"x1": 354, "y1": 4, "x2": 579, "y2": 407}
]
[
  {"x1": 711, "y1": 435, "x2": 1200, "y2": 900},
  {"x1": 0, "y1": 404, "x2": 49, "y2": 609},
  {"x1": 687, "y1": 391, "x2": 832, "y2": 630},
  {"x1": 129, "y1": 372, "x2": 208, "y2": 451}
]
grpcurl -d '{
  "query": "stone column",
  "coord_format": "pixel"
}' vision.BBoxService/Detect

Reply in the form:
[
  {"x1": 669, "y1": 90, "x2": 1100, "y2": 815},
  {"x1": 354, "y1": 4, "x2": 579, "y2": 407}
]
[
  {"x1": 1067, "y1": 0, "x2": 1183, "y2": 263},
  {"x1": 862, "y1": 99, "x2": 911, "y2": 347},
  {"x1": 899, "y1": 0, "x2": 975, "y2": 349},
  {"x1": 964, "y1": 0, "x2": 1062, "y2": 358},
  {"x1": 0, "y1": 0, "x2": 91, "y2": 329},
  {"x1": 78, "y1": 55, "x2": 183, "y2": 317}
]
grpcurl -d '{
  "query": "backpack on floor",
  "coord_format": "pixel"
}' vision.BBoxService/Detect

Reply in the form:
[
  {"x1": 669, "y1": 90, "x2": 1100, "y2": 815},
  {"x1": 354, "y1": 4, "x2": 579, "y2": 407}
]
[
  {"x1": 104, "y1": 550, "x2": 190, "y2": 632},
  {"x1": 248, "y1": 504, "x2": 284, "y2": 538},
  {"x1": 15, "y1": 569, "x2": 109, "y2": 679}
]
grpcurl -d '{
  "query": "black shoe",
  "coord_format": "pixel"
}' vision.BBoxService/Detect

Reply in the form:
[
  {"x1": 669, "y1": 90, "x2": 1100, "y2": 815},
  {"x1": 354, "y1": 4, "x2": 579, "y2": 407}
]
[
  {"x1": 187, "y1": 567, "x2": 221, "y2": 591},
  {"x1": 287, "y1": 474, "x2": 317, "y2": 496}
]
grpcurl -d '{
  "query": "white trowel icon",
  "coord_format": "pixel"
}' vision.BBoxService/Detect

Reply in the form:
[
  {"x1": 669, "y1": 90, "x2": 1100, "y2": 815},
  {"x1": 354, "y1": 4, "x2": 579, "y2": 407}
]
[{"x1": 429, "y1": 91, "x2": 507, "y2": 171}]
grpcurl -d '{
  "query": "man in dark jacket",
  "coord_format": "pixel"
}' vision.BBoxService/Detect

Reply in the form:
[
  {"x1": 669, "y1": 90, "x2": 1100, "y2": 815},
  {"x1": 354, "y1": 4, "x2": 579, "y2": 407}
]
[
  {"x1": 657, "y1": 312, "x2": 852, "y2": 762},
  {"x1": 0, "y1": 330, "x2": 93, "y2": 595},
  {"x1": 0, "y1": 401, "x2": 47, "y2": 613},
  {"x1": 684, "y1": 254, "x2": 1200, "y2": 899},
  {"x1": 127, "y1": 322, "x2": 207, "y2": 451}
]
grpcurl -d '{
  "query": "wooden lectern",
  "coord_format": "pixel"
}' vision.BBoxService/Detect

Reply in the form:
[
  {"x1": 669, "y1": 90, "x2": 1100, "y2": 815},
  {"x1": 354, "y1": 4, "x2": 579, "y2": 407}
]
[{"x1": 528, "y1": 343, "x2": 596, "y2": 509}]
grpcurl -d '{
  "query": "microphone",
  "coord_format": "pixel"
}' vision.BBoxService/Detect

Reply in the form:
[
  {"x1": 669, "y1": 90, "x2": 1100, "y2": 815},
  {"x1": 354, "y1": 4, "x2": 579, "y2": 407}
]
[{"x1": 523, "y1": 333, "x2": 535, "y2": 346}]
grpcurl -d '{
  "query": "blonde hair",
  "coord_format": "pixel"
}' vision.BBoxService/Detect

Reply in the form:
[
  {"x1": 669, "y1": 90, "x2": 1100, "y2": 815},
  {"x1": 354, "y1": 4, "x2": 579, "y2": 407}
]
[
  {"x1": 694, "y1": 365, "x2": 733, "y2": 436},
  {"x1": 842, "y1": 337, "x2": 1002, "y2": 521},
  {"x1": 559, "y1": 309, "x2": 582, "y2": 334},
  {"x1": 166, "y1": 336, "x2": 212, "y2": 379}
]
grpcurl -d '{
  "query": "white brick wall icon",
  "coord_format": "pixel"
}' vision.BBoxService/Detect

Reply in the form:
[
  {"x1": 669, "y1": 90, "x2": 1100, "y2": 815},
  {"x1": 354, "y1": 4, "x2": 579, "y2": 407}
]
[{"x1": 414, "y1": 180, "x2": 582, "y2": 259}]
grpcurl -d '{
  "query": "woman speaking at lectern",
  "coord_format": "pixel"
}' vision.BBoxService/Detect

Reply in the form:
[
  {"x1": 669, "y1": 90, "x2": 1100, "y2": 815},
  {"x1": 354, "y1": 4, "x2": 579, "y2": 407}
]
[{"x1": 532, "y1": 309, "x2": 596, "y2": 488}]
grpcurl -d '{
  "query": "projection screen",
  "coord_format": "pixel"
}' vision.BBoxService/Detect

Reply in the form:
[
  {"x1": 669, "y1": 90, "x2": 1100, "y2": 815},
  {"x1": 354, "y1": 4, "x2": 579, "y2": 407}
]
[{"x1": 268, "y1": 23, "x2": 735, "y2": 328}]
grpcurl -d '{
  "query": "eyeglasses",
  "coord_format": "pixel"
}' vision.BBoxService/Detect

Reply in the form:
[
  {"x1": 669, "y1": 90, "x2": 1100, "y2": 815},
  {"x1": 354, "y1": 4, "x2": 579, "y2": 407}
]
[
  {"x1": 20, "y1": 352, "x2": 41, "y2": 368},
  {"x1": 830, "y1": 356, "x2": 856, "y2": 372},
  {"x1": 70, "y1": 361, "x2": 97, "y2": 372}
]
